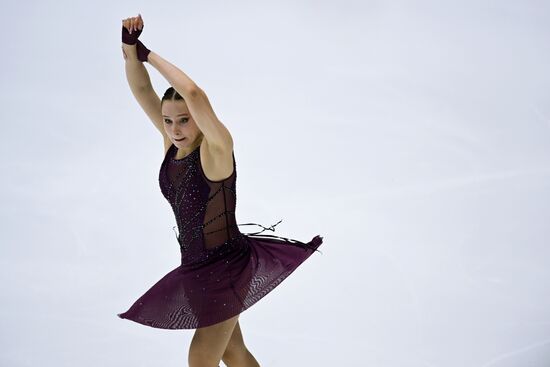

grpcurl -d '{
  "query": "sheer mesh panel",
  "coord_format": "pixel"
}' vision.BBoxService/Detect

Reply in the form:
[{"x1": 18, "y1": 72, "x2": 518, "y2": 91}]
[
  {"x1": 164, "y1": 160, "x2": 192, "y2": 186},
  {"x1": 197, "y1": 151, "x2": 240, "y2": 250}
]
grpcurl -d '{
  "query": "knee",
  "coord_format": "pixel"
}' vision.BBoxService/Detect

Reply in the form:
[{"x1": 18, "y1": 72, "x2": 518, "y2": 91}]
[
  {"x1": 188, "y1": 348, "x2": 220, "y2": 367},
  {"x1": 224, "y1": 347, "x2": 260, "y2": 367},
  {"x1": 222, "y1": 346, "x2": 250, "y2": 365}
]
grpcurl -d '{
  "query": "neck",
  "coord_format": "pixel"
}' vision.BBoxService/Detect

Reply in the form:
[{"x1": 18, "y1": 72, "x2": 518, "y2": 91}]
[{"x1": 175, "y1": 138, "x2": 202, "y2": 159}]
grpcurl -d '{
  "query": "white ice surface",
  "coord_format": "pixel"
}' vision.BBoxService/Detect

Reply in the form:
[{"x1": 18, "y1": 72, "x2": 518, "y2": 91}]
[{"x1": 1, "y1": 1, "x2": 549, "y2": 366}]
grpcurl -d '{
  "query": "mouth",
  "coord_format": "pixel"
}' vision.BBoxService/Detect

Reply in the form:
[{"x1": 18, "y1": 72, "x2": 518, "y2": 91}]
[{"x1": 175, "y1": 137, "x2": 186, "y2": 142}]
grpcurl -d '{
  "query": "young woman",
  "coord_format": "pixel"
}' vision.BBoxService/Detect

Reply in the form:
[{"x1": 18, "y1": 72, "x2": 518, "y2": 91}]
[{"x1": 116, "y1": 14, "x2": 324, "y2": 367}]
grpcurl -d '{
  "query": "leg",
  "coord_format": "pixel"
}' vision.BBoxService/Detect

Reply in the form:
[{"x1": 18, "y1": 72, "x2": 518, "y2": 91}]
[
  {"x1": 221, "y1": 320, "x2": 261, "y2": 367},
  {"x1": 188, "y1": 314, "x2": 240, "y2": 367}
]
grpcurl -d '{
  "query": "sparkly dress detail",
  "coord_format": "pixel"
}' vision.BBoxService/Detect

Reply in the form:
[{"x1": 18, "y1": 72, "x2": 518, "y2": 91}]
[{"x1": 117, "y1": 143, "x2": 323, "y2": 329}]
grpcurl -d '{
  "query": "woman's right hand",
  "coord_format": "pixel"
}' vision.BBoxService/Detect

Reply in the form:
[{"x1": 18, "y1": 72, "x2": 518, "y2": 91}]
[
  {"x1": 121, "y1": 14, "x2": 151, "y2": 62},
  {"x1": 122, "y1": 13, "x2": 144, "y2": 45}
]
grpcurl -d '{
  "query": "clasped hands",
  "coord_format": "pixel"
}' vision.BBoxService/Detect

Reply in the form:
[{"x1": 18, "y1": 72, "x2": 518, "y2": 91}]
[{"x1": 121, "y1": 13, "x2": 150, "y2": 62}]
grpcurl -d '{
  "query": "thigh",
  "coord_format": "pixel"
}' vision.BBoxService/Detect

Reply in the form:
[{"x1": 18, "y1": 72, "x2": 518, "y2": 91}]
[
  {"x1": 222, "y1": 320, "x2": 248, "y2": 360},
  {"x1": 189, "y1": 314, "x2": 240, "y2": 367}
]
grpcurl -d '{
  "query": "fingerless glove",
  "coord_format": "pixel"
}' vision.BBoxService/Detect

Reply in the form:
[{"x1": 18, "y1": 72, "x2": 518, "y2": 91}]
[
  {"x1": 136, "y1": 40, "x2": 151, "y2": 63},
  {"x1": 121, "y1": 25, "x2": 142, "y2": 45},
  {"x1": 121, "y1": 25, "x2": 151, "y2": 62}
]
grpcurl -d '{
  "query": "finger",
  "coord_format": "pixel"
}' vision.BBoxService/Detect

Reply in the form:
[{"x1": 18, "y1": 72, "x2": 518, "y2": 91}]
[{"x1": 130, "y1": 18, "x2": 135, "y2": 33}]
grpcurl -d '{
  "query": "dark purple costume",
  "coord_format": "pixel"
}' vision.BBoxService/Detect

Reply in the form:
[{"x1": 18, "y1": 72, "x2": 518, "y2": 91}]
[{"x1": 117, "y1": 143, "x2": 323, "y2": 329}]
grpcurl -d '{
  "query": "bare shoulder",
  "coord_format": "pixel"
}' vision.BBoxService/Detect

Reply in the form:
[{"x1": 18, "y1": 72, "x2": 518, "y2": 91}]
[{"x1": 199, "y1": 137, "x2": 234, "y2": 182}]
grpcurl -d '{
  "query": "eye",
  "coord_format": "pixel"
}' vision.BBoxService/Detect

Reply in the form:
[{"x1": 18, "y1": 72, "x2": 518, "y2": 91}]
[
  {"x1": 180, "y1": 118, "x2": 189, "y2": 123},
  {"x1": 164, "y1": 119, "x2": 171, "y2": 124}
]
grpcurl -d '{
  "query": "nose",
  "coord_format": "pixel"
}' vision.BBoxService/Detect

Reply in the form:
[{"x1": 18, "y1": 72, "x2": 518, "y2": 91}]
[{"x1": 171, "y1": 126, "x2": 182, "y2": 136}]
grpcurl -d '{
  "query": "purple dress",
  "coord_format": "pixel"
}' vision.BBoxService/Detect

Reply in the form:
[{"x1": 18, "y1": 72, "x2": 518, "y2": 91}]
[{"x1": 117, "y1": 143, "x2": 323, "y2": 329}]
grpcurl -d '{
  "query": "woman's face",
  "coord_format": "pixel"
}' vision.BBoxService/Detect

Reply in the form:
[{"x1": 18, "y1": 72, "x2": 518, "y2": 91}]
[{"x1": 162, "y1": 100, "x2": 202, "y2": 148}]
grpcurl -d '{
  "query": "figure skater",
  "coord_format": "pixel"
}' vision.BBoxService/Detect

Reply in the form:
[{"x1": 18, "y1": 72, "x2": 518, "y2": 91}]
[{"x1": 117, "y1": 13, "x2": 324, "y2": 367}]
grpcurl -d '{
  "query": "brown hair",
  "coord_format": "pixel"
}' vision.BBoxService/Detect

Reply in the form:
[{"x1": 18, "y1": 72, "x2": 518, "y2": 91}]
[{"x1": 161, "y1": 87, "x2": 185, "y2": 106}]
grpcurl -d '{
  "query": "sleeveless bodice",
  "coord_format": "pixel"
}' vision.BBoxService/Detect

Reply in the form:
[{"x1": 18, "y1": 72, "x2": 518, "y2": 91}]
[
  {"x1": 118, "y1": 142, "x2": 324, "y2": 329},
  {"x1": 159, "y1": 143, "x2": 246, "y2": 267}
]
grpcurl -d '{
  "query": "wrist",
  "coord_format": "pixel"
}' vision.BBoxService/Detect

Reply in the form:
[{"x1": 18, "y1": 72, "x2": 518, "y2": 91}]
[
  {"x1": 135, "y1": 40, "x2": 151, "y2": 63},
  {"x1": 121, "y1": 44, "x2": 139, "y2": 62}
]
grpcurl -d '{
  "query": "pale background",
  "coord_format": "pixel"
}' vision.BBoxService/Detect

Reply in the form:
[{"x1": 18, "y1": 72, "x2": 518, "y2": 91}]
[{"x1": 1, "y1": 0, "x2": 550, "y2": 366}]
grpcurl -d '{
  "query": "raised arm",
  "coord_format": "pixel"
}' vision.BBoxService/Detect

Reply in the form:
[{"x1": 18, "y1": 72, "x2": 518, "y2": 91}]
[
  {"x1": 120, "y1": 14, "x2": 232, "y2": 152},
  {"x1": 148, "y1": 51, "x2": 233, "y2": 152},
  {"x1": 121, "y1": 20, "x2": 165, "y2": 138}
]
